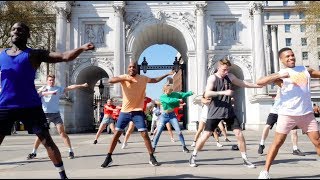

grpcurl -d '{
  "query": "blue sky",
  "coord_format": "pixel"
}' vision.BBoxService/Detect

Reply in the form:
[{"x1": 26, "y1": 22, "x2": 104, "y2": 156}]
[{"x1": 138, "y1": 44, "x2": 177, "y2": 101}]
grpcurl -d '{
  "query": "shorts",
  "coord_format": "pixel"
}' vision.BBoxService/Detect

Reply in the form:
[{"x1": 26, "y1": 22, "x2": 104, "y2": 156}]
[
  {"x1": 276, "y1": 113, "x2": 319, "y2": 134},
  {"x1": 0, "y1": 107, "x2": 49, "y2": 135},
  {"x1": 205, "y1": 116, "x2": 241, "y2": 132},
  {"x1": 101, "y1": 116, "x2": 115, "y2": 125},
  {"x1": 115, "y1": 111, "x2": 147, "y2": 132},
  {"x1": 45, "y1": 113, "x2": 63, "y2": 126},
  {"x1": 266, "y1": 113, "x2": 278, "y2": 129}
]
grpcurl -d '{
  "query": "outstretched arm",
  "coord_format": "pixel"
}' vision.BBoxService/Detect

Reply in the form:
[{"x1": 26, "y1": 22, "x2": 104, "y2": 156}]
[
  {"x1": 228, "y1": 73, "x2": 262, "y2": 88},
  {"x1": 108, "y1": 75, "x2": 137, "y2": 84},
  {"x1": 64, "y1": 83, "x2": 88, "y2": 92},
  {"x1": 256, "y1": 72, "x2": 289, "y2": 86},
  {"x1": 148, "y1": 71, "x2": 174, "y2": 83}
]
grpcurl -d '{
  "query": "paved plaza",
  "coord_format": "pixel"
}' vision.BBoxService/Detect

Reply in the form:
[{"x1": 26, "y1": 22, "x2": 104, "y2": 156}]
[{"x1": 0, "y1": 129, "x2": 319, "y2": 179}]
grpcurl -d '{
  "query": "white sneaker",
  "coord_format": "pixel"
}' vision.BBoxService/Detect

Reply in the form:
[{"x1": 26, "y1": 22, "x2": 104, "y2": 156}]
[
  {"x1": 216, "y1": 142, "x2": 223, "y2": 147},
  {"x1": 121, "y1": 142, "x2": 128, "y2": 149},
  {"x1": 191, "y1": 141, "x2": 196, "y2": 147},
  {"x1": 171, "y1": 138, "x2": 175, "y2": 142},
  {"x1": 258, "y1": 170, "x2": 270, "y2": 179},
  {"x1": 243, "y1": 158, "x2": 256, "y2": 169}
]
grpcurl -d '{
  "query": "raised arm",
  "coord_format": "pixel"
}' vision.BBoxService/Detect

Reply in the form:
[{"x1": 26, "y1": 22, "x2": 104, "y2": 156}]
[
  {"x1": 64, "y1": 83, "x2": 88, "y2": 92},
  {"x1": 108, "y1": 75, "x2": 137, "y2": 84},
  {"x1": 148, "y1": 71, "x2": 174, "y2": 83}
]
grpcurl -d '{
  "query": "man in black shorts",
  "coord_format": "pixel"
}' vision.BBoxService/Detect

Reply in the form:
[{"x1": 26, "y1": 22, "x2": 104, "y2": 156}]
[{"x1": 189, "y1": 57, "x2": 262, "y2": 168}]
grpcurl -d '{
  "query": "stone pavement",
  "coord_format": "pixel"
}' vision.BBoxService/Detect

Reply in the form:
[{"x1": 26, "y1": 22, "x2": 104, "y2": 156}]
[{"x1": 0, "y1": 129, "x2": 319, "y2": 179}]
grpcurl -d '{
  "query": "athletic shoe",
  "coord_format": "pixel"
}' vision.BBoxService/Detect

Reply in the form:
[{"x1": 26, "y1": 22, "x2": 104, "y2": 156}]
[
  {"x1": 101, "y1": 155, "x2": 113, "y2": 168},
  {"x1": 27, "y1": 153, "x2": 37, "y2": 160},
  {"x1": 216, "y1": 142, "x2": 223, "y2": 147},
  {"x1": 68, "y1": 152, "x2": 75, "y2": 159},
  {"x1": 243, "y1": 158, "x2": 256, "y2": 168},
  {"x1": 191, "y1": 141, "x2": 196, "y2": 147},
  {"x1": 149, "y1": 155, "x2": 160, "y2": 166},
  {"x1": 258, "y1": 145, "x2": 265, "y2": 154},
  {"x1": 121, "y1": 142, "x2": 128, "y2": 149},
  {"x1": 183, "y1": 146, "x2": 190, "y2": 153},
  {"x1": 93, "y1": 140, "x2": 98, "y2": 144},
  {"x1": 171, "y1": 138, "x2": 175, "y2": 142},
  {"x1": 258, "y1": 170, "x2": 270, "y2": 179},
  {"x1": 225, "y1": 138, "x2": 231, "y2": 142},
  {"x1": 117, "y1": 139, "x2": 121, "y2": 144},
  {"x1": 293, "y1": 149, "x2": 305, "y2": 156},
  {"x1": 189, "y1": 154, "x2": 197, "y2": 167}
]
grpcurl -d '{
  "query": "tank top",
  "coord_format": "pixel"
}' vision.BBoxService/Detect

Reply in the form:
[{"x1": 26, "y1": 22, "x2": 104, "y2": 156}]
[
  {"x1": 277, "y1": 66, "x2": 313, "y2": 116},
  {"x1": 0, "y1": 48, "x2": 42, "y2": 108},
  {"x1": 207, "y1": 74, "x2": 235, "y2": 119}
]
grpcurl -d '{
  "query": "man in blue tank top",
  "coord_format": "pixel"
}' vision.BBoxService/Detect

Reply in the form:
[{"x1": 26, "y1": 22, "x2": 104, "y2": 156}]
[{"x1": 0, "y1": 22, "x2": 94, "y2": 179}]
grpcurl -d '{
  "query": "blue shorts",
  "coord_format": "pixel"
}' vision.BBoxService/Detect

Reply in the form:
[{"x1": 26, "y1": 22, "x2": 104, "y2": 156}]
[
  {"x1": 101, "y1": 116, "x2": 115, "y2": 125},
  {"x1": 116, "y1": 111, "x2": 147, "y2": 132}
]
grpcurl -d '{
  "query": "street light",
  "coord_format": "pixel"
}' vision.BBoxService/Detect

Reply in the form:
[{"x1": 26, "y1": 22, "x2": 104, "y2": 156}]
[
  {"x1": 141, "y1": 57, "x2": 148, "y2": 74},
  {"x1": 173, "y1": 57, "x2": 180, "y2": 73},
  {"x1": 98, "y1": 79, "x2": 104, "y2": 96}
]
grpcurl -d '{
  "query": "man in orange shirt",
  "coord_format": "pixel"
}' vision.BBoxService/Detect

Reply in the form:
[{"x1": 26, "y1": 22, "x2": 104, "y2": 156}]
[{"x1": 100, "y1": 61, "x2": 173, "y2": 168}]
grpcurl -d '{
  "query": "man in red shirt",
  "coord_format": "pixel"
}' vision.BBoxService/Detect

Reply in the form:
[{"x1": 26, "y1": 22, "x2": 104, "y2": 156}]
[{"x1": 93, "y1": 99, "x2": 121, "y2": 144}]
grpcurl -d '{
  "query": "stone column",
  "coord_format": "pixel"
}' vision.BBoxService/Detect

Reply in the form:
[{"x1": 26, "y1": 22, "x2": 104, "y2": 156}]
[
  {"x1": 54, "y1": 2, "x2": 70, "y2": 88},
  {"x1": 271, "y1": 25, "x2": 279, "y2": 72},
  {"x1": 251, "y1": 2, "x2": 267, "y2": 95},
  {"x1": 195, "y1": 3, "x2": 207, "y2": 94},
  {"x1": 113, "y1": 5, "x2": 125, "y2": 97}
]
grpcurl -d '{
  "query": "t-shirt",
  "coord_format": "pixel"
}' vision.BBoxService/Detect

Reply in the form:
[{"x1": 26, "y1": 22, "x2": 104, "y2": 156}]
[
  {"x1": 160, "y1": 91, "x2": 193, "y2": 111},
  {"x1": 103, "y1": 104, "x2": 116, "y2": 115},
  {"x1": 119, "y1": 74, "x2": 150, "y2": 112},
  {"x1": 41, "y1": 85, "x2": 65, "y2": 113},
  {"x1": 277, "y1": 66, "x2": 313, "y2": 116}
]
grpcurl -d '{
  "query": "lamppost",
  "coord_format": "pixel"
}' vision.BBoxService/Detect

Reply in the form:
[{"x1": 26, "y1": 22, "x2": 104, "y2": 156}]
[
  {"x1": 141, "y1": 57, "x2": 148, "y2": 74},
  {"x1": 173, "y1": 57, "x2": 180, "y2": 73},
  {"x1": 98, "y1": 79, "x2": 104, "y2": 96}
]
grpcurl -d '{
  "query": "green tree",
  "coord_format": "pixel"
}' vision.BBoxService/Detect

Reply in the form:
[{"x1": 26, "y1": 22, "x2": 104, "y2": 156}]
[{"x1": 0, "y1": 1, "x2": 56, "y2": 49}]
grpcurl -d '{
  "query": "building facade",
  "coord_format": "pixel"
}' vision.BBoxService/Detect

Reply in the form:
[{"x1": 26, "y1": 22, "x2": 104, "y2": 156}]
[{"x1": 35, "y1": 1, "x2": 320, "y2": 133}]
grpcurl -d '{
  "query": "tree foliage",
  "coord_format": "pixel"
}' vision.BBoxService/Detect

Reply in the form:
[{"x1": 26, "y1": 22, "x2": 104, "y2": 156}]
[
  {"x1": 0, "y1": 1, "x2": 56, "y2": 49},
  {"x1": 296, "y1": 1, "x2": 320, "y2": 40}
]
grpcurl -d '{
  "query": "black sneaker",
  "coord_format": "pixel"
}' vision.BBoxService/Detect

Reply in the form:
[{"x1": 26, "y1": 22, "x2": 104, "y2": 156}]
[
  {"x1": 225, "y1": 138, "x2": 231, "y2": 142},
  {"x1": 183, "y1": 146, "x2": 190, "y2": 153},
  {"x1": 68, "y1": 152, "x2": 75, "y2": 159},
  {"x1": 189, "y1": 154, "x2": 197, "y2": 167},
  {"x1": 93, "y1": 140, "x2": 98, "y2": 144},
  {"x1": 27, "y1": 153, "x2": 37, "y2": 160},
  {"x1": 258, "y1": 145, "x2": 265, "y2": 154},
  {"x1": 149, "y1": 155, "x2": 160, "y2": 166},
  {"x1": 293, "y1": 149, "x2": 305, "y2": 156},
  {"x1": 117, "y1": 139, "x2": 121, "y2": 144},
  {"x1": 101, "y1": 155, "x2": 113, "y2": 168}
]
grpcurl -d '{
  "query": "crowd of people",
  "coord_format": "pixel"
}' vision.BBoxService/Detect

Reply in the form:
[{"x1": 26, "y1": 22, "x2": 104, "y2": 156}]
[{"x1": 1, "y1": 22, "x2": 320, "y2": 179}]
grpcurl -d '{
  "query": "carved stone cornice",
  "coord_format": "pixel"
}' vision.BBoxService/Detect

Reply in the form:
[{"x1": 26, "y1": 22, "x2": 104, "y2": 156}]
[
  {"x1": 249, "y1": 2, "x2": 264, "y2": 16},
  {"x1": 125, "y1": 11, "x2": 196, "y2": 38},
  {"x1": 195, "y1": 3, "x2": 207, "y2": 16},
  {"x1": 55, "y1": 2, "x2": 72, "y2": 22},
  {"x1": 113, "y1": 5, "x2": 125, "y2": 17},
  {"x1": 271, "y1": 25, "x2": 278, "y2": 32}
]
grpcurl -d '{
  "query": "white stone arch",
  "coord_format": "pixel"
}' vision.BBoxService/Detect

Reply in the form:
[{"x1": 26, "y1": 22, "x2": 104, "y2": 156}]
[
  {"x1": 71, "y1": 58, "x2": 114, "y2": 84},
  {"x1": 126, "y1": 18, "x2": 196, "y2": 61}
]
